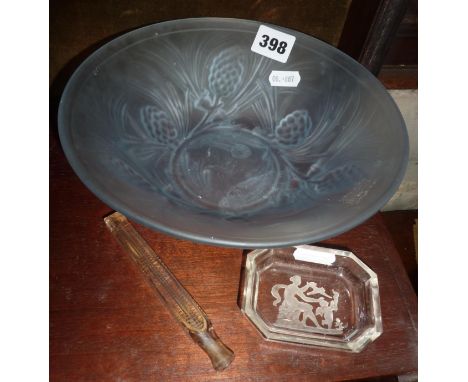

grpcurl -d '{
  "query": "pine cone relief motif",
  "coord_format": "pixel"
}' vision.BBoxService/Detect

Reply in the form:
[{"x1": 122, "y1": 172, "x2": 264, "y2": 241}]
[
  {"x1": 275, "y1": 110, "x2": 313, "y2": 145},
  {"x1": 140, "y1": 106, "x2": 178, "y2": 145},
  {"x1": 208, "y1": 48, "x2": 244, "y2": 99},
  {"x1": 314, "y1": 164, "x2": 363, "y2": 195}
]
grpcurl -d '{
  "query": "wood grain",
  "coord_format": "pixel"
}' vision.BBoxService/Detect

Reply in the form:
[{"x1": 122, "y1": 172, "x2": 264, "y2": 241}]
[
  {"x1": 378, "y1": 65, "x2": 418, "y2": 89},
  {"x1": 338, "y1": 0, "x2": 417, "y2": 88},
  {"x1": 381, "y1": 210, "x2": 418, "y2": 293},
  {"x1": 50, "y1": 0, "x2": 351, "y2": 87},
  {"x1": 337, "y1": 0, "x2": 381, "y2": 61},
  {"x1": 358, "y1": 0, "x2": 409, "y2": 75}
]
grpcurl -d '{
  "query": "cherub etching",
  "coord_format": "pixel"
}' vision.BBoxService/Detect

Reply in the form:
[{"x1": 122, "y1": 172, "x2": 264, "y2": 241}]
[
  {"x1": 271, "y1": 275, "x2": 346, "y2": 334},
  {"x1": 315, "y1": 290, "x2": 339, "y2": 329}
]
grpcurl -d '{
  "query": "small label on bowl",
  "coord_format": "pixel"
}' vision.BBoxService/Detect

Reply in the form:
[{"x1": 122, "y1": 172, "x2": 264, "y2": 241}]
[
  {"x1": 293, "y1": 245, "x2": 336, "y2": 265},
  {"x1": 269, "y1": 71, "x2": 301, "y2": 87},
  {"x1": 251, "y1": 25, "x2": 296, "y2": 63}
]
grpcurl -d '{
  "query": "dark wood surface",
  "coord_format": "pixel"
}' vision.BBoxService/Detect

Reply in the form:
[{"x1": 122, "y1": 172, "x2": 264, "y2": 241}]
[
  {"x1": 338, "y1": 0, "x2": 417, "y2": 66},
  {"x1": 357, "y1": 0, "x2": 409, "y2": 75},
  {"x1": 337, "y1": 0, "x2": 382, "y2": 61},
  {"x1": 381, "y1": 210, "x2": 418, "y2": 293},
  {"x1": 378, "y1": 65, "x2": 417, "y2": 89},
  {"x1": 381, "y1": 0, "x2": 417, "y2": 66},
  {"x1": 338, "y1": 0, "x2": 417, "y2": 87},
  {"x1": 51, "y1": 130, "x2": 418, "y2": 380},
  {"x1": 50, "y1": 0, "x2": 350, "y2": 86}
]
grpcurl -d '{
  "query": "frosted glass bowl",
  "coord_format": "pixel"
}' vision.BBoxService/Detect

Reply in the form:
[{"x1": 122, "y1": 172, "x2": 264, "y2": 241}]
[{"x1": 58, "y1": 18, "x2": 408, "y2": 248}]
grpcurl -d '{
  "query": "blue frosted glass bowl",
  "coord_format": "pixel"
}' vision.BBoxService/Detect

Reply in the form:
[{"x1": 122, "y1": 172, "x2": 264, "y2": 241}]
[{"x1": 58, "y1": 18, "x2": 408, "y2": 248}]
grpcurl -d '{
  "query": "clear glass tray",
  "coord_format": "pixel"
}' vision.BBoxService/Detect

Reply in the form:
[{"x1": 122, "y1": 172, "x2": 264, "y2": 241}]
[{"x1": 241, "y1": 245, "x2": 382, "y2": 352}]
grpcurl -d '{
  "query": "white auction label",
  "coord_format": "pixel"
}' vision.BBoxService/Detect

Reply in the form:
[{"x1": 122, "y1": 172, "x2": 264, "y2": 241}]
[
  {"x1": 251, "y1": 25, "x2": 296, "y2": 63},
  {"x1": 269, "y1": 70, "x2": 301, "y2": 87},
  {"x1": 293, "y1": 245, "x2": 336, "y2": 265}
]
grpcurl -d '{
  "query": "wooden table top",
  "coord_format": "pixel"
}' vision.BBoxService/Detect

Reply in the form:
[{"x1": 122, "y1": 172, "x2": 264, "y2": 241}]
[{"x1": 50, "y1": 128, "x2": 418, "y2": 381}]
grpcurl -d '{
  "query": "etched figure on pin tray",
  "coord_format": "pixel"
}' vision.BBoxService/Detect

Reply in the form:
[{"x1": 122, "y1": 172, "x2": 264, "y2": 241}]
[{"x1": 271, "y1": 275, "x2": 346, "y2": 334}]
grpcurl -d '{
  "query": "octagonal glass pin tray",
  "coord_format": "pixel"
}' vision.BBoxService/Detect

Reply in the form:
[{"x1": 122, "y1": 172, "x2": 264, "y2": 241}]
[
  {"x1": 58, "y1": 17, "x2": 408, "y2": 248},
  {"x1": 241, "y1": 245, "x2": 382, "y2": 352}
]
